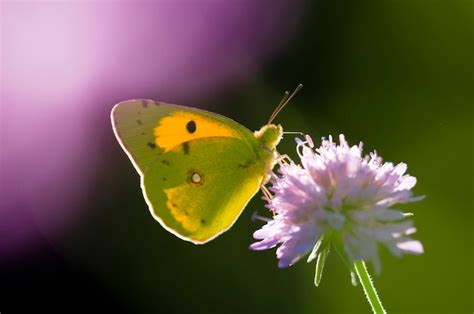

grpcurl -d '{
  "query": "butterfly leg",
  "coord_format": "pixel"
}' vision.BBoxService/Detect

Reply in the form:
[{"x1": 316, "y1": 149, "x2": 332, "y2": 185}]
[
  {"x1": 275, "y1": 153, "x2": 293, "y2": 166},
  {"x1": 260, "y1": 184, "x2": 278, "y2": 217},
  {"x1": 260, "y1": 184, "x2": 273, "y2": 202}
]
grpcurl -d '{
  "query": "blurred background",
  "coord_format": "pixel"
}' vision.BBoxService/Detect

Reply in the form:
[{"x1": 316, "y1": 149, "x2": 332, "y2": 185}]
[{"x1": 1, "y1": 1, "x2": 473, "y2": 313}]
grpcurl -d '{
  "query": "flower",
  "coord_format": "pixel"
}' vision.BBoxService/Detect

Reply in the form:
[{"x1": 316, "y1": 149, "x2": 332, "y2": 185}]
[{"x1": 251, "y1": 134, "x2": 424, "y2": 275}]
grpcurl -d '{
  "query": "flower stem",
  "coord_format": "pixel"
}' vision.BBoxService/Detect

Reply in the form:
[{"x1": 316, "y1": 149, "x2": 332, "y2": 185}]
[{"x1": 354, "y1": 260, "x2": 386, "y2": 314}]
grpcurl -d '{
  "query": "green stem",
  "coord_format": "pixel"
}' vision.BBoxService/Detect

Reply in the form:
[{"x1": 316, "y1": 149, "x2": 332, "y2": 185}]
[{"x1": 354, "y1": 260, "x2": 386, "y2": 314}]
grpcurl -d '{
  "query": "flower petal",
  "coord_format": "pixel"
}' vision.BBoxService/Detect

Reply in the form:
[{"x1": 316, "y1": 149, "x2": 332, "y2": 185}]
[{"x1": 396, "y1": 240, "x2": 424, "y2": 254}]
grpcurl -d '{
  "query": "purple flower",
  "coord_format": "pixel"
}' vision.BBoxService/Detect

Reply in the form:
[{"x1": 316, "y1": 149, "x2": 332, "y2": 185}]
[{"x1": 251, "y1": 135, "x2": 424, "y2": 275}]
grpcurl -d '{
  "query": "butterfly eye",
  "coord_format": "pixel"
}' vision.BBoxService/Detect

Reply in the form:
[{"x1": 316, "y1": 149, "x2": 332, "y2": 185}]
[{"x1": 186, "y1": 120, "x2": 197, "y2": 133}]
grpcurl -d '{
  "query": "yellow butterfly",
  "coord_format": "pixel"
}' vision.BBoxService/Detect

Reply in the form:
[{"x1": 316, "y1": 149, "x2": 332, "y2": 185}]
[{"x1": 111, "y1": 85, "x2": 302, "y2": 244}]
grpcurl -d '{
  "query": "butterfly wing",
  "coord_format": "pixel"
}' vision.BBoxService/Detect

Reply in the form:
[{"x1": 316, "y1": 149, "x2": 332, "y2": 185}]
[
  {"x1": 144, "y1": 136, "x2": 269, "y2": 243},
  {"x1": 111, "y1": 99, "x2": 257, "y2": 174},
  {"x1": 111, "y1": 99, "x2": 271, "y2": 243}
]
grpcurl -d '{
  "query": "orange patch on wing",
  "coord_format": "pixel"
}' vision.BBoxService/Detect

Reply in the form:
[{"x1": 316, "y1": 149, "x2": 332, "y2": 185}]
[{"x1": 154, "y1": 111, "x2": 240, "y2": 152}]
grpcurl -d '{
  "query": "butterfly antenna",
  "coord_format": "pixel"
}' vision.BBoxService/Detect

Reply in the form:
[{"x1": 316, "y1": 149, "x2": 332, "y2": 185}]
[
  {"x1": 267, "y1": 83, "x2": 303, "y2": 125},
  {"x1": 267, "y1": 90, "x2": 290, "y2": 125},
  {"x1": 283, "y1": 131, "x2": 305, "y2": 135}
]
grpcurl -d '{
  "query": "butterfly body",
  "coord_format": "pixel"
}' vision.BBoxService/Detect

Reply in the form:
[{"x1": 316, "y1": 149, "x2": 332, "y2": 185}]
[{"x1": 111, "y1": 99, "x2": 282, "y2": 243}]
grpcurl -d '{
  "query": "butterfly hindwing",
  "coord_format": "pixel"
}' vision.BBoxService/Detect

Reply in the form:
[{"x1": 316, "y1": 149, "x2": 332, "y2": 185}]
[{"x1": 143, "y1": 136, "x2": 267, "y2": 243}]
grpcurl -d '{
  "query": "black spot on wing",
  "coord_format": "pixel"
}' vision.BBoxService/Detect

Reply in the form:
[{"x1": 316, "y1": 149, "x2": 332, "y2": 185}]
[
  {"x1": 182, "y1": 142, "x2": 190, "y2": 155},
  {"x1": 141, "y1": 99, "x2": 158, "y2": 107},
  {"x1": 200, "y1": 219, "x2": 206, "y2": 224},
  {"x1": 238, "y1": 160, "x2": 253, "y2": 168},
  {"x1": 170, "y1": 202, "x2": 189, "y2": 216},
  {"x1": 186, "y1": 120, "x2": 196, "y2": 133}
]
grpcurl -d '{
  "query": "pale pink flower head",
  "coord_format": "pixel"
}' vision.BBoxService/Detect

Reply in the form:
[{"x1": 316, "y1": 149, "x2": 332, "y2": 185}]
[{"x1": 251, "y1": 134, "x2": 424, "y2": 275}]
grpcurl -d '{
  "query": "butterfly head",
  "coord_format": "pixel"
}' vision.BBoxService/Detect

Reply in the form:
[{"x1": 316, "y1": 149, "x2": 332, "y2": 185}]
[{"x1": 254, "y1": 124, "x2": 283, "y2": 152}]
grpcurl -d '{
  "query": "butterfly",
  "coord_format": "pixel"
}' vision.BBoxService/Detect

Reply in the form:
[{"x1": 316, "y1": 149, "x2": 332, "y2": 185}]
[{"x1": 111, "y1": 85, "x2": 302, "y2": 244}]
